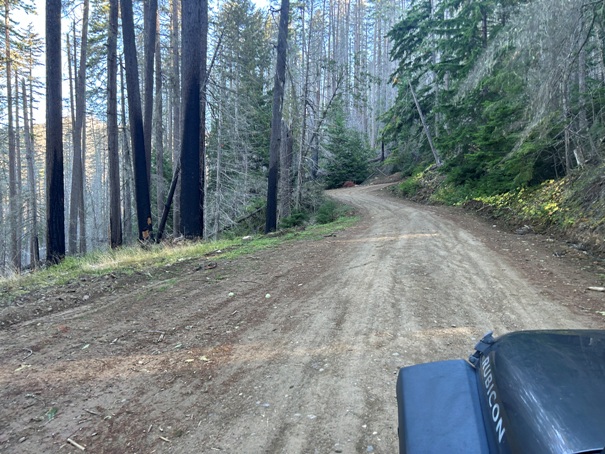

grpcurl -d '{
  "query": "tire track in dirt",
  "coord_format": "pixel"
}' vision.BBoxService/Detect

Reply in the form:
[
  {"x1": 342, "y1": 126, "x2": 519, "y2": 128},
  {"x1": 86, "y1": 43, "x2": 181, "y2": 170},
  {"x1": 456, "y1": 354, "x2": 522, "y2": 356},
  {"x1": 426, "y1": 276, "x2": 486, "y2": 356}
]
[
  {"x1": 176, "y1": 185, "x2": 602, "y2": 453},
  {"x1": 0, "y1": 184, "x2": 602, "y2": 453}
]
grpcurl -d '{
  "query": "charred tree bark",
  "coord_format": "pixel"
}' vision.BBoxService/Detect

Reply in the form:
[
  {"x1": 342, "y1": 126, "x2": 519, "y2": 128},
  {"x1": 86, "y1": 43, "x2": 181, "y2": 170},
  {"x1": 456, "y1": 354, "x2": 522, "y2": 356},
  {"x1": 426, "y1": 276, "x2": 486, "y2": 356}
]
[
  {"x1": 46, "y1": 0, "x2": 66, "y2": 264},
  {"x1": 178, "y1": 0, "x2": 206, "y2": 238},
  {"x1": 155, "y1": 13, "x2": 165, "y2": 221},
  {"x1": 156, "y1": 162, "x2": 180, "y2": 242},
  {"x1": 265, "y1": 0, "x2": 289, "y2": 233},
  {"x1": 144, "y1": 0, "x2": 158, "y2": 185},
  {"x1": 171, "y1": 0, "x2": 181, "y2": 237},
  {"x1": 121, "y1": 0, "x2": 154, "y2": 241},
  {"x1": 200, "y1": 0, "x2": 208, "y2": 237},
  {"x1": 108, "y1": 0, "x2": 122, "y2": 248}
]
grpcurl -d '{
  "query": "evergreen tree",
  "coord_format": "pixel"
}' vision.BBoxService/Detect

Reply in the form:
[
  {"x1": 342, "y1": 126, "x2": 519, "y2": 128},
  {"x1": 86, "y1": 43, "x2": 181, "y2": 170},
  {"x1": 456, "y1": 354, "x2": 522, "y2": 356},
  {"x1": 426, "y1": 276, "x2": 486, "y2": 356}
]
[
  {"x1": 205, "y1": 0, "x2": 273, "y2": 235},
  {"x1": 324, "y1": 104, "x2": 371, "y2": 189}
]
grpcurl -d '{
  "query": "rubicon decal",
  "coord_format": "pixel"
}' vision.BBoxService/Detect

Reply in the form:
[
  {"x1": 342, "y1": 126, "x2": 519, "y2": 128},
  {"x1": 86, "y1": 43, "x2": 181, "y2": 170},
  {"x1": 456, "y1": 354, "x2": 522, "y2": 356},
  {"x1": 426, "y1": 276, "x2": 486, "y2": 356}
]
[{"x1": 482, "y1": 356, "x2": 506, "y2": 443}]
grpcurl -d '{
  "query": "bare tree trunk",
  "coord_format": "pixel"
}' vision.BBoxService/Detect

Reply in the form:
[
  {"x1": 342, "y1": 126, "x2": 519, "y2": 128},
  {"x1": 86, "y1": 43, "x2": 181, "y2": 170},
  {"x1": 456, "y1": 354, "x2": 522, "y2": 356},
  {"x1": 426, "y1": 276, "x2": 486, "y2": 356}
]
[
  {"x1": 6, "y1": 0, "x2": 20, "y2": 270},
  {"x1": 80, "y1": 100, "x2": 87, "y2": 253},
  {"x1": 279, "y1": 121, "x2": 293, "y2": 220},
  {"x1": 14, "y1": 69, "x2": 23, "y2": 270},
  {"x1": 22, "y1": 79, "x2": 39, "y2": 266},
  {"x1": 46, "y1": 0, "x2": 66, "y2": 264},
  {"x1": 156, "y1": 163, "x2": 180, "y2": 242},
  {"x1": 68, "y1": 23, "x2": 76, "y2": 129},
  {"x1": 88, "y1": 116, "x2": 105, "y2": 248},
  {"x1": 28, "y1": 53, "x2": 34, "y2": 139},
  {"x1": 265, "y1": 0, "x2": 289, "y2": 233},
  {"x1": 577, "y1": 40, "x2": 597, "y2": 160},
  {"x1": 154, "y1": 13, "x2": 165, "y2": 220},
  {"x1": 171, "y1": 0, "x2": 181, "y2": 236},
  {"x1": 562, "y1": 78, "x2": 574, "y2": 172},
  {"x1": 65, "y1": 29, "x2": 75, "y2": 248},
  {"x1": 409, "y1": 80, "x2": 441, "y2": 166},
  {"x1": 108, "y1": 0, "x2": 122, "y2": 248},
  {"x1": 179, "y1": 0, "x2": 206, "y2": 238},
  {"x1": 295, "y1": 76, "x2": 342, "y2": 208},
  {"x1": 67, "y1": 30, "x2": 76, "y2": 251},
  {"x1": 144, "y1": 0, "x2": 158, "y2": 185},
  {"x1": 198, "y1": 7, "x2": 209, "y2": 232},
  {"x1": 0, "y1": 162, "x2": 3, "y2": 269},
  {"x1": 298, "y1": 1, "x2": 313, "y2": 183},
  {"x1": 214, "y1": 101, "x2": 223, "y2": 240},
  {"x1": 121, "y1": 0, "x2": 154, "y2": 241},
  {"x1": 69, "y1": 0, "x2": 89, "y2": 254},
  {"x1": 481, "y1": 5, "x2": 488, "y2": 48},
  {"x1": 120, "y1": 56, "x2": 134, "y2": 243}
]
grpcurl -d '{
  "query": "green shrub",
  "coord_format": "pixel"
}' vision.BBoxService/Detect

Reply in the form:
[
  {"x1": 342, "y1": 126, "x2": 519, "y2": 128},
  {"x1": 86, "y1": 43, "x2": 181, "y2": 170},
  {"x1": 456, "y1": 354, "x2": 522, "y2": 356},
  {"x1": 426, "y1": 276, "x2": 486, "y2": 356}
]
[
  {"x1": 279, "y1": 211, "x2": 309, "y2": 228},
  {"x1": 398, "y1": 178, "x2": 421, "y2": 197},
  {"x1": 316, "y1": 200, "x2": 341, "y2": 224},
  {"x1": 431, "y1": 183, "x2": 473, "y2": 205}
]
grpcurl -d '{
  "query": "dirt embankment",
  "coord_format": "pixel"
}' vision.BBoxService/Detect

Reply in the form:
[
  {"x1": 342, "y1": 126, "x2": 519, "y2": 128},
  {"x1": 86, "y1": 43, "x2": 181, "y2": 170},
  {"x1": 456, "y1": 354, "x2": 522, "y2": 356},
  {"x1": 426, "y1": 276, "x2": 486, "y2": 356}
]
[{"x1": 1, "y1": 184, "x2": 604, "y2": 453}]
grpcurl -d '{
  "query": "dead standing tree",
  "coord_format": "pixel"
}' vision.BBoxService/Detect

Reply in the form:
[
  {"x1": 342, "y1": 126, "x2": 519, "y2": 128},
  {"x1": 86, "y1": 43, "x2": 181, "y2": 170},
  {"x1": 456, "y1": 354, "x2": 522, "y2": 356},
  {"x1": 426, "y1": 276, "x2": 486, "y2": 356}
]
[
  {"x1": 178, "y1": 0, "x2": 207, "y2": 238},
  {"x1": 143, "y1": 0, "x2": 158, "y2": 185},
  {"x1": 68, "y1": 0, "x2": 89, "y2": 254},
  {"x1": 5, "y1": 0, "x2": 20, "y2": 270},
  {"x1": 265, "y1": 0, "x2": 290, "y2": 233},
  {"x1": 46, "y1": 0, "x2": 66, "y2": 264},
  {"x1": 108, "y1": 0, "x2": 122, "y2": 248},
  {"x1": 22, "y1": 79, "x2": 40, "y2": 265},
  {"x1": 121, "y1": 0, "x2": 153, "y2": 241}
]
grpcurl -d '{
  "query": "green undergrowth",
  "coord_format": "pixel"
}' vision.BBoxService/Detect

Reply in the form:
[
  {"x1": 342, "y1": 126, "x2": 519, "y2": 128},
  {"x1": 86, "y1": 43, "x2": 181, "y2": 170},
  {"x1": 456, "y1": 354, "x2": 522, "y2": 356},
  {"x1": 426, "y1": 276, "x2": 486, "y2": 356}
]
[
  {"x1": 393, "y1": 164, "x2": 605, "y2": 252},
  {"x1": 467, "y1": 169, "x2": 605, "y2": 241},
  {"x1": 1, "y1": 212, "x2": 358, "y2": 296},
  {"x1": 470, "y1": 179, "x2": 571, "y2": 229}
]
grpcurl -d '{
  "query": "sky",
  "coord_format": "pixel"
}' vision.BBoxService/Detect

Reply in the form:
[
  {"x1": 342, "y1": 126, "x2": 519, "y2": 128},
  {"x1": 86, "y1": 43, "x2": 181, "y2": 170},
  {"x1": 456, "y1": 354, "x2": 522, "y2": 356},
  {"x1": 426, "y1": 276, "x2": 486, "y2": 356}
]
[{"x1": 14, "y1": 0, "x2": 271, "y2": 123}]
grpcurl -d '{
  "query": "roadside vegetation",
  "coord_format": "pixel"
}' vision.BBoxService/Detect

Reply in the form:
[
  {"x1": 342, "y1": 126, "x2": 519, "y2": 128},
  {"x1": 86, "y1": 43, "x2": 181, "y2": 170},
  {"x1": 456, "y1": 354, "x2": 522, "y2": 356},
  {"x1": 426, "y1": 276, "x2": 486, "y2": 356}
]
[
  {"x1": 379, "y1": 0, "x2": 605, "y2": 254},
  {"x1": 390, "y1": 164, "x2": 605, "y2": 253},
  {"x1": 0, "y1": 201, "x2": 357, "y2": 298}
]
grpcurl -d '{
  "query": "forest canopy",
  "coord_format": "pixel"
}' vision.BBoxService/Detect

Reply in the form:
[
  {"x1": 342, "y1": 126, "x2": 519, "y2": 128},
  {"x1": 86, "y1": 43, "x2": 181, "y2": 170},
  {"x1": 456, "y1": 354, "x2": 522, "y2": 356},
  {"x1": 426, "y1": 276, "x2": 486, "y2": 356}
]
[{"x1": 385, "y1": 0, "x2": 603, "y2": 196}]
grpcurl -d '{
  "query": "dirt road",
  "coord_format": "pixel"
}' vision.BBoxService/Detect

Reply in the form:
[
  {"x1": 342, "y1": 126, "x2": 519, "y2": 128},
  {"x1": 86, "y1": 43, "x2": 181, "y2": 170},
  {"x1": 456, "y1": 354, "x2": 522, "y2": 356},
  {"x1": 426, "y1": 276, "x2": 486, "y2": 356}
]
[{"x1": 1, "y1": 185, "x2": 604, "y2": 453}]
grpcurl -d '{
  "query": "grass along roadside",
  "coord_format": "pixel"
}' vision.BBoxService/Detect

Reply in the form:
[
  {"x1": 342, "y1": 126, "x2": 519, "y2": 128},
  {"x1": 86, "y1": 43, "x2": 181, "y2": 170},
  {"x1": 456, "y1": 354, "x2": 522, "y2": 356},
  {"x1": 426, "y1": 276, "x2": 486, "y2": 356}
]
[{"x1": 0, "y1": 213, "x2": 359, "y2": 300}]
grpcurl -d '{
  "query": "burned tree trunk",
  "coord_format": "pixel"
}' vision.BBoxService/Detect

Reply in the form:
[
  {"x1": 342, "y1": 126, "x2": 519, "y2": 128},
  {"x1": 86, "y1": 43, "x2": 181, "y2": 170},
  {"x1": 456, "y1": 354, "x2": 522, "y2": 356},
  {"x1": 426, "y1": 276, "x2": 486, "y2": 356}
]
[
  {"x1": 108, "y1": 0, "x2": 122, "y2": 248},
  {"x1": 178, "y1": 0, "x2": 207, "y2": 238},
  {"x1": 121, "y1": 0, "x2": 154, "y2": 241},
  {"x1": 265, "y1": 0, "x2": 289, "y2": 233},
  {"x1": 45, "y1": 0, "x2": 66, "y2": 264}
]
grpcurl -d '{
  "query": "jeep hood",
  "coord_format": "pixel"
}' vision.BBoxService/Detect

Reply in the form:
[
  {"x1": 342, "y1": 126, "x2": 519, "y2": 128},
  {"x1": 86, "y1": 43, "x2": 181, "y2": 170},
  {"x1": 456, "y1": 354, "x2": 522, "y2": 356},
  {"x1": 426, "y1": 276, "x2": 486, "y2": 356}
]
[{"x1": 474, "y1": 330, "x2": 605, "y2": 453}]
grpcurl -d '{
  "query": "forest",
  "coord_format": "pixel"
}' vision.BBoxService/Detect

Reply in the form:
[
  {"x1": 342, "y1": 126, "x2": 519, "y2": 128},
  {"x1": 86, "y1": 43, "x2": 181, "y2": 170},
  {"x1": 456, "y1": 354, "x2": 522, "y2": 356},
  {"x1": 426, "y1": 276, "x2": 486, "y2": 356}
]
[{"x1": 0, "y1": 0, "x2": 604, "y2": 276}]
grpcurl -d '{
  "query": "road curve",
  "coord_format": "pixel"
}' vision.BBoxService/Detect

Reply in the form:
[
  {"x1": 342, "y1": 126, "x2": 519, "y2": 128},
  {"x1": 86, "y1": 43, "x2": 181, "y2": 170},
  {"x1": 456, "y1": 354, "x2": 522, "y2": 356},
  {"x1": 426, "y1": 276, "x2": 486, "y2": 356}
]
[
  {"x1": 185, "y1": 184, "x2": 600, "y2": 452},
  {"x1": 1, "y1": 184, "x2": 601, "y2": 453}
]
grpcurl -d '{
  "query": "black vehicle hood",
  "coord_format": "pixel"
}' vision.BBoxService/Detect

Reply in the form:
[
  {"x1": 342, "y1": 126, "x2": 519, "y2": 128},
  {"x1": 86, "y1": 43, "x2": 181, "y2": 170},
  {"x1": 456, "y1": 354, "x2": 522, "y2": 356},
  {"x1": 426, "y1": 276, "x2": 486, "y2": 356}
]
[{"x1": 475, "y1": 330, "x2": 605, "y2": 453}]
